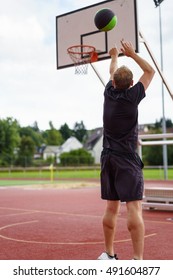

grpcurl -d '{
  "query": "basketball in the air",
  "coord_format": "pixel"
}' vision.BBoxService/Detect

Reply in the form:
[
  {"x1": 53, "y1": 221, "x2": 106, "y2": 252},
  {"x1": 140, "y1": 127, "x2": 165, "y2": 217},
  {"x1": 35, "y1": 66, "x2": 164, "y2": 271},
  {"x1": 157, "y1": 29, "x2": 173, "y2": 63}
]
[{"x1": 94, "y1": 8, "x2": 117, "y2": 32}]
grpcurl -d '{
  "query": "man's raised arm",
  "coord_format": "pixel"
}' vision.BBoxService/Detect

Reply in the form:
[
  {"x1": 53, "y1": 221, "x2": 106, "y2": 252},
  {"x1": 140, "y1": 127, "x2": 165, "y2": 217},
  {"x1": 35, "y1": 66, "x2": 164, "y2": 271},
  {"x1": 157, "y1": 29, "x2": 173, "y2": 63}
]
[
  {"x1": 120, "y1": 40, "x2": 155, "y2": 90},
  {"x1": 109, "y1": 47, "x2": 119, "y2": 80}
]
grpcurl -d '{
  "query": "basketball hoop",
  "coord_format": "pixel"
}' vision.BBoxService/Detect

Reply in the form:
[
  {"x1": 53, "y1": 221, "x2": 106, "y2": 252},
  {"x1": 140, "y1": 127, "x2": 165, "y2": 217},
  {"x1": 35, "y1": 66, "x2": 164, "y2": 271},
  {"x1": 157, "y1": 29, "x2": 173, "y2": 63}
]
[{"x1": 67, "y1": 45, "x2": 98, "y2": 74}]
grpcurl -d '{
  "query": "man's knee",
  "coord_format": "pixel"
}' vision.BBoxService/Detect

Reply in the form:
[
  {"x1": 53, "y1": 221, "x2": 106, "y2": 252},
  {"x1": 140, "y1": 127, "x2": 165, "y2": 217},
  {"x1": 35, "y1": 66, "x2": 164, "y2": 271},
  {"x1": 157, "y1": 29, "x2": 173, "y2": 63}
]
[
  {"x1": 126, "y1": 200, "x2": 144, "y2": 231},
  {"x1": 106, "y1": 200, "x2": 120, "y2": 215}
]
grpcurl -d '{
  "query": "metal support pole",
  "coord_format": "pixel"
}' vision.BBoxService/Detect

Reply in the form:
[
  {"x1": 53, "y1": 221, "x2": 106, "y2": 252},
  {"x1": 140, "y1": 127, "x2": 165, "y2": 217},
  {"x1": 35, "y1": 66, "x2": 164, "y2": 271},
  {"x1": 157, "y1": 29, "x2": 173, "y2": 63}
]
[
  {"x1": 139, "y1": 31, "x2": 173, "y2": 100},
  {"x1": 139, "y1": 29, "x2": 173, "y2": 180},
  {"x1": 158, "y1": 5, "x2": 168, "y2": 179},
  {"x1": 90, "y1": 63, "x2": 106, "y2": 87}
]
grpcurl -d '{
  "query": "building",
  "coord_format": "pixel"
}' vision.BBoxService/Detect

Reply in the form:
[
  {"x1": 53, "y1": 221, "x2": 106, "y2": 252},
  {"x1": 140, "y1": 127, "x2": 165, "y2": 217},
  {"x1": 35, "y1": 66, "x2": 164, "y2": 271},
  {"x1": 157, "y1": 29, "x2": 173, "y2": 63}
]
[
  {"x1": 43, "y1": 136, "x2": 82, "y2": 163},
  {"x1": 84, "y1": 128, "x2": 103, "y2": 164}
]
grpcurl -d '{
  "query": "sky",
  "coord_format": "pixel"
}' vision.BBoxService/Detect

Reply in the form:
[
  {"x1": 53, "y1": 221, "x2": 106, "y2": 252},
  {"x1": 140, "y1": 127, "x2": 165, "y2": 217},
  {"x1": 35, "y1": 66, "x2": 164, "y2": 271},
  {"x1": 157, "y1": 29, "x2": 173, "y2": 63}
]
[{"x1": 0, "y1": 0, "x2": 173, "y2": 131}]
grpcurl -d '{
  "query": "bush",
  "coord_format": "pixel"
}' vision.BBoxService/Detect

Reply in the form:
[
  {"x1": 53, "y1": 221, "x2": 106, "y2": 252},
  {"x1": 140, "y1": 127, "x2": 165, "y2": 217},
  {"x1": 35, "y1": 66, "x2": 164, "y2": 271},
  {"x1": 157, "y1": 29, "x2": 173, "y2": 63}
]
[{"x1": 59, "y1": 148, "x2": 94, "y2": 166}]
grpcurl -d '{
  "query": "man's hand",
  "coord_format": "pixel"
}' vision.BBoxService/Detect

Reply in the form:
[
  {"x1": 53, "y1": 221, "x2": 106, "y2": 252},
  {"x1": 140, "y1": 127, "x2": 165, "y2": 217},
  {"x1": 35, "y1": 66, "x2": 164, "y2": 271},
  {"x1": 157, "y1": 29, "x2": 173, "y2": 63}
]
[
  {"x1": 120, "y1": 40, "x2": 136, "y2": 58},
  {"x1": 109, "y1": 47, "x2": 119, "y2": 57},
  {"x1": 120, "y1": 39, "x2": 155, "y2": 90}
]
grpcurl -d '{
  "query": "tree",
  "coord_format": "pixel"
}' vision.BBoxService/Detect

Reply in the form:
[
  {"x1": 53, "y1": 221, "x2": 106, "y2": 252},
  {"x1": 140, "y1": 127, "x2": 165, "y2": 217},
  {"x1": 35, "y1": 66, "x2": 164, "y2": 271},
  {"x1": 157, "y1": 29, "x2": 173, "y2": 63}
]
[
  {"x1": 19, "y1": 126, "x2": 43, "y2": 147},
  {"x1": 31, "y1": 121, "x2": 40, "y2": 132},
  {"x1": 154, "y1": 118, "x2": 173, "y2": 130},
  {"x1": 166, "y1": 119, "x2": 173, "y2": 128},
  {"x1": 17, "y1": 136, "x2": 35, "y2": 167},
  {"x1": 42, "y1": 121, "x2": 63, "y2": 145},
  {"x1": 143, "y1": 145, "x2": 162, "y2": 165},
  {"x1": 0, "y1": 117, "x2": 20, "y2": 166},
  {"x1": 59, "y1": 123, "x2": 72, "y2": 141},
  {"x1": 73, "y1": 121, "x2": 87, "y2": 143},
  {"x1": 168, "y1": 145, "x2": 173, "y2": 165}
]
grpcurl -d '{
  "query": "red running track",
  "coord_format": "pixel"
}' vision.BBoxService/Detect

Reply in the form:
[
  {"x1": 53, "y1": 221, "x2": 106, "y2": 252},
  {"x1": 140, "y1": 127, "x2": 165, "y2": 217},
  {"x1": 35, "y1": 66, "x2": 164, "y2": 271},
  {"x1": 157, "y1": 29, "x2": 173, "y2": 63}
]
[{"x1": 0, "y1": 184, "x2": 173, "y2": 260}]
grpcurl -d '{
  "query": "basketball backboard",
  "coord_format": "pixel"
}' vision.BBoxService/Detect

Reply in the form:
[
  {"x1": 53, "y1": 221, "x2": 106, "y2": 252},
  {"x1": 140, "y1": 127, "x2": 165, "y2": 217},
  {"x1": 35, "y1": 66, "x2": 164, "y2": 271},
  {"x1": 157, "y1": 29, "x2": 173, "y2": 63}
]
[{"x1": 56, "y1": 0, "x2": 138, "y2": 70}]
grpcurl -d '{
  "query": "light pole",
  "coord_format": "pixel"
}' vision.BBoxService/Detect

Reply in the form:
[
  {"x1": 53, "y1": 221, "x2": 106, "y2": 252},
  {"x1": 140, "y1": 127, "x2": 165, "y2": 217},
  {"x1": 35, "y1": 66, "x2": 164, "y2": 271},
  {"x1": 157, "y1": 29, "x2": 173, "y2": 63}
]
[
  {"x1": 153, "y1": 0, "x2": 168, "y2": 179},
  {"x1": 153, "y1": 0, "x2": 164, "y2": 7}
]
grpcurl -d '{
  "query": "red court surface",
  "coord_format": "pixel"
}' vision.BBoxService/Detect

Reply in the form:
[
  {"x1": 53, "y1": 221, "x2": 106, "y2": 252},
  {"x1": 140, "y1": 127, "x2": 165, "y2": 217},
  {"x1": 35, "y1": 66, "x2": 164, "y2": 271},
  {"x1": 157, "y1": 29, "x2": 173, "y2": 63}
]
[{"x1": 0, "y1": 181, "x2": 173, "y2": 260}]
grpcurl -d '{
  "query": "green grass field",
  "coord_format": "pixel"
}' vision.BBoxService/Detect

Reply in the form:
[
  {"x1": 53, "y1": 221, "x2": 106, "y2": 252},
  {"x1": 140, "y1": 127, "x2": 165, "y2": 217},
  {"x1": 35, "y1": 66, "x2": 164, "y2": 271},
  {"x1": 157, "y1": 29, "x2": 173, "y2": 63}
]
[
  {"x1": 0, "y1": 168, "x2": 173, "y2": 186},
  {"x1": 143, "y1": 169, "x2": 173, "y2": 180},
  {"x1": 0, "y1": 169, "x2": 100, "y2": 179}
]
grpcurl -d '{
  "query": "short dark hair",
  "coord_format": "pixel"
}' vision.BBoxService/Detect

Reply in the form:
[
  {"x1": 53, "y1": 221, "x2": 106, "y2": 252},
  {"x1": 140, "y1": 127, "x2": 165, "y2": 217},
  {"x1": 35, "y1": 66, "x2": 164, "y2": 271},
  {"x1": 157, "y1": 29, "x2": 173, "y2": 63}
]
[{"x1": 113, "y1": 66, "x2": 133, "y2": 90}]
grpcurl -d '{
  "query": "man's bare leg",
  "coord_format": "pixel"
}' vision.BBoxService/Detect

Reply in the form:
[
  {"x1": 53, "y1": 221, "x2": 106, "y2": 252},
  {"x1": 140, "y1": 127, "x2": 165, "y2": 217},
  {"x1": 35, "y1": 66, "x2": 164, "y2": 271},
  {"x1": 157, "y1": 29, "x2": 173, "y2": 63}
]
[
  {"x1": 126, "y1": 200, "x2": 145, "y2": 260},
  {"x1": 102, "y1": 200, "x2": 120, "y2": 256}
]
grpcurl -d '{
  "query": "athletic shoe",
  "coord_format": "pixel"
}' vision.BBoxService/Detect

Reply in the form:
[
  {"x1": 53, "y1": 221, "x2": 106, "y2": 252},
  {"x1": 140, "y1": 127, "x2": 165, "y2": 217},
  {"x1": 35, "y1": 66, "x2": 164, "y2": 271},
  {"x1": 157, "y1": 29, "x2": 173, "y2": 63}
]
[{"x1": 97, "y1": 252, "x2": 118, "y2": 260}]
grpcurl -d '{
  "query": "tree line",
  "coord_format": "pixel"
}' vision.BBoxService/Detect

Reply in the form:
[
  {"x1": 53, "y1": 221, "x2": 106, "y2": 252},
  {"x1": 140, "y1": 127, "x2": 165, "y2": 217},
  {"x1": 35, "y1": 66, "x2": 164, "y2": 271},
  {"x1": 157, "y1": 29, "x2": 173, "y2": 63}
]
[
  {"x1": 0, "y1": 117, "x2": 173, "y2": 167},
  {"x1": 0, "y1": 118, "x2": 88, "y2": 167}
]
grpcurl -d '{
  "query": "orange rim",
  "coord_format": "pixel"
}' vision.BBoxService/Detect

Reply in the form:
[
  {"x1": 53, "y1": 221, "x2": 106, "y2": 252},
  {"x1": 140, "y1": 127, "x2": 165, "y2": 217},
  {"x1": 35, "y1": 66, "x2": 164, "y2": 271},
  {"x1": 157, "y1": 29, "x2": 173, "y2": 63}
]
[{"x1": 67, "y1": 45, "x2": 96, "y2": 55}]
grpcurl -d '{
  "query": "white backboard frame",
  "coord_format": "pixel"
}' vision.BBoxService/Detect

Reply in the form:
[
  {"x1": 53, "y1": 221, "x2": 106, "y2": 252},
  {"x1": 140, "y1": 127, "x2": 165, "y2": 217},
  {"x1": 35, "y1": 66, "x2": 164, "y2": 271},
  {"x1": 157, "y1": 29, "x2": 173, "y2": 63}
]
[{"x1": 56, "y1": 0, "x2": 139, "y2": 70}]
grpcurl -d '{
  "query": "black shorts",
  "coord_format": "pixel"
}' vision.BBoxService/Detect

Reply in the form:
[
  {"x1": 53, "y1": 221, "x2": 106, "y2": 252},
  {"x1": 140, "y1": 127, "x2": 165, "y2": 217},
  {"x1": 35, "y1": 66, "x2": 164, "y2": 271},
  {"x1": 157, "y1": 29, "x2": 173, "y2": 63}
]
[{"x1": 100, "y1": 148, "x2": 144, "y2": 202}]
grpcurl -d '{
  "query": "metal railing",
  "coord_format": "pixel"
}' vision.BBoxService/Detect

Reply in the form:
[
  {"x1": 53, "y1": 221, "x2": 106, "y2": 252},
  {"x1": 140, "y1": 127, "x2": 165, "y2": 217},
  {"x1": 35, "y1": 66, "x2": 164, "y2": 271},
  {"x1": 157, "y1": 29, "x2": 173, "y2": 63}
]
[
  {"x1": 138, "y1": 133, "x2": 173, "y2": 211},
  {"x1": 138, "y1": 133, "x2": 173, "y2": 158}
]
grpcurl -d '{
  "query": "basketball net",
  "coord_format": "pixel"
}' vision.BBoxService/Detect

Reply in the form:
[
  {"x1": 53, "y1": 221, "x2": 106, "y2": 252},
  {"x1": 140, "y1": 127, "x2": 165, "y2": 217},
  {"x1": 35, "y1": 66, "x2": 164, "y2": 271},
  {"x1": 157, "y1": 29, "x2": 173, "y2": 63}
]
[{"x1": 67, "y1": 45, "x2": 98, "y2": 75}]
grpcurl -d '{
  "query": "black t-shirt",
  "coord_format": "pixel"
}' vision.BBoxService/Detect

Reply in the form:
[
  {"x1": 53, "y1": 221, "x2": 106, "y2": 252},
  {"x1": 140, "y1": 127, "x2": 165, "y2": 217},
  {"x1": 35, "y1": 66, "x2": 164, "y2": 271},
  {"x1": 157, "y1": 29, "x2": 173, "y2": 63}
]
[{"x1": 103, "y1": 80, "x2": 145, "y2": 153}]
